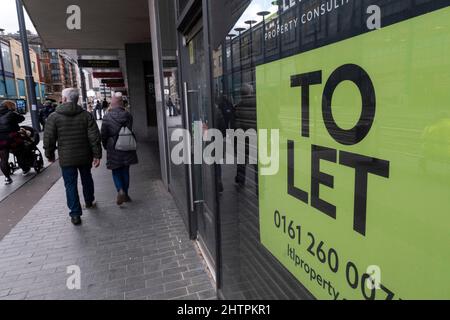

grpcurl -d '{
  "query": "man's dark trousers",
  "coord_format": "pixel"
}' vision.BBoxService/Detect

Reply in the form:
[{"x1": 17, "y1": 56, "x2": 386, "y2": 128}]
[{"x1": 61, "y1": 166, "x2": 95, "y2": 217}]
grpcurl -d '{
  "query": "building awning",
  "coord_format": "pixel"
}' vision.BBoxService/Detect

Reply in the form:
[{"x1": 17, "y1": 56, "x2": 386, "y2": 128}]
[
  {"x1": 209, "y1": 0, "x2": 250, "y2": 49},
  {"x1": 22, "y1": 0, "x2": 151, "y2": 49}
]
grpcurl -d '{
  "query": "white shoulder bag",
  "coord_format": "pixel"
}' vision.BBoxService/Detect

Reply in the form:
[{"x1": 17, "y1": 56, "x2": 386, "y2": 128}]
[{"x1": 114, "y1": 124, "x2": 137, "y2": 151}]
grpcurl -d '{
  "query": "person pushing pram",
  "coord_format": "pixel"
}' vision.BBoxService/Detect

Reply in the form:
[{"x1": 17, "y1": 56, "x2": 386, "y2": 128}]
[{"x1": 0, "y1": 100, "x2": 44, "y2": 185}]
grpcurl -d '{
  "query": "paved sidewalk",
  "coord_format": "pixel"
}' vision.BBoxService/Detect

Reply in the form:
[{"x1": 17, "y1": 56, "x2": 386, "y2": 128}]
[{"x1": 0, "y1": 143, "x2": 215, "y2": 300}]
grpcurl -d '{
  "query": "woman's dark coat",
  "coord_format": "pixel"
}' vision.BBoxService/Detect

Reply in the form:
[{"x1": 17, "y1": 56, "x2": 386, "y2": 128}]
[
  {"x1": 0, "y1": 105, "x2": 25, "y2": 135},
  {"x1": 0, "y1": 105, "x2": 25, "y2": 149},
  {"x1": 101, "y1": 107, "x2": 138, "y2": 170}
]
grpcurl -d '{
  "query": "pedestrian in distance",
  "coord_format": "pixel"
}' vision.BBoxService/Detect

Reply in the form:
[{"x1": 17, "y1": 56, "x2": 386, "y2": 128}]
[
  {"x1": 102, "y1": 98, "x2": 109, "y2": 117},
  {"x1": 39, "y1": 101, "x2": 56, "y2": 130},
  {"x1": 167, "y1": 97, "x2": 176, "y2": 117},
  {"x1": 101, "y1": 92, "x2": 138, "y2": 206},
  {"x1": 95, "y1": 100, "x2": 103, "y2": 120},
  {"x1": 44, "y1": 88, "x2": 102, "y2": 226},
  {"x1": 0, "y1": 100, "x2": 30, "y2": 185},
  {"x1": 37, "y1": 101, "x2": 46, "y2": 132}
]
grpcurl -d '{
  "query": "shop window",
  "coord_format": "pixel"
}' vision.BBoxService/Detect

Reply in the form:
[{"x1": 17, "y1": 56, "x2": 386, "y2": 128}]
[
  {"x1": 0, "y1": 78, "x2": 6, "y2": 98},
  {"x1": 5, "y1": 78, "x2": 17, "y2": 98},
  {"x1": 1, "y1": 44, "x2": 14, "y2": 73},
  {"x1": 35, "y1": 83, "x2": 40, "y2": 100},
  {"x1": 15, "y1": 54, "x2": 21, "y2": 69},
  {"x1": 210, "y1": 0, "x2": 449, "y2": 301},
  {"x1": 17, "y1": 79, "x2": 26, "y2": 97},
  {"x1": 40, "y1": 84, "x2": 45, "y2": 100}
]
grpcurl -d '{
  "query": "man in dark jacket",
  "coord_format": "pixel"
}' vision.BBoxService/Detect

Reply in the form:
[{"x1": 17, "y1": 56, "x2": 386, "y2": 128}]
[
  {"x1": 44, "y1": 88, "x2": 102, "y2": 226},
  {"x1": 38, "y1": 101, "x2": 55, "y2": 130}
]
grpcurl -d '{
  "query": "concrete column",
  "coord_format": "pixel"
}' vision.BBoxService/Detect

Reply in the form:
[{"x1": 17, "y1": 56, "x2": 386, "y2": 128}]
[
  {"x1": 125, "y1": 43, "x2": 154, "y2": 140},
  {"x1": 148, "y1": 0, "x2": 171, "y2": 189}
]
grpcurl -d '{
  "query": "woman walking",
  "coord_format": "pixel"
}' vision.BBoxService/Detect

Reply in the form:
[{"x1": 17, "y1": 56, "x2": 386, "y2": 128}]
[
  {"x1": 101, "y1": 93, "x2": 138, "y2": 205},
  {"x1": 0, "y1": 101, "x2": 28, "y2": 185}
]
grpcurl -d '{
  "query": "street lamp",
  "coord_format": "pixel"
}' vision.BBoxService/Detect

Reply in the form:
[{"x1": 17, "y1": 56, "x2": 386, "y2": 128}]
[
  {"x1": 234, "y1": 27, "x2": 246, "y2": 95},
  {"x1": 271, "y1": 0, "x2": 281, "y2": 9},
  {"x1": 227, "y1": 34, "x2": 236, "y2": 100},
  {"x1": 15, "y1": 0, "x2": 39, "y2": 131},
  {"x1": 244, "y1": 20, "x2": 257, "y2": 84},
  {"x1": 271, "y1": 0, "x2": 283, "y2": 59},
  {"x1": 257, "y1": 11, "x2": 271, "y2": 62}
]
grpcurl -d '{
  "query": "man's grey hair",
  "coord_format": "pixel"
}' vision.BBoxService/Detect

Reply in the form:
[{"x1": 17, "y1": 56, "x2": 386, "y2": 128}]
[{"x1": 62, "y1": 88, "x2": 80, "y2": 104}]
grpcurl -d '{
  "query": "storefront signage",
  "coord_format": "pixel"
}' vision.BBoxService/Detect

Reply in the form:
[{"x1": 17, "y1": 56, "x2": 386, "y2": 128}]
[
  {"x1": 265, "y1": 0, "x2": 353, "y2": 41},
  {"x1": 93, "y1": 72, "x2": 123, "y2": 79},
  {"x1": 106, "y1": 83, "x2": 125, "y2": 88},
  {"x1": 257, "y1": 7, "x2": 450, "y2": 300},
  {"x1": 78, "y1": 59, "x2": 120, "y2": 68},
  {"x1": 101, "y1": 78, "x2": 124, "y2": 84}
]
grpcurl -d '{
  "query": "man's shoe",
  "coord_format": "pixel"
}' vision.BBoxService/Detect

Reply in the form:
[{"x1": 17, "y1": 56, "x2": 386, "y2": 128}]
[
  {"x1": 85, "y1": 202, "x2": 97, "y2": 209},
  {"x1": 4, "y1": 177, "x2": 13, "y2": 185},
  {"x1": 71, "y1": 216, "x2": 82, "y2": 226},
  {"x1": 22, "y1": 169, "x2": 31, "y2": 176},
  {"x1": 117, "y1": 191, "x2": 126, "y2": 206},
  {"x1": 124, "y1": 195, "x2": 132, "y2": 203}
]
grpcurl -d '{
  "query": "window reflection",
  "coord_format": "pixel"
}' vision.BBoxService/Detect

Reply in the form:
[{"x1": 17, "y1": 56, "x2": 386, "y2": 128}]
[{"x1": 211, "y1": 0, "x2": 449, "y2": 300}]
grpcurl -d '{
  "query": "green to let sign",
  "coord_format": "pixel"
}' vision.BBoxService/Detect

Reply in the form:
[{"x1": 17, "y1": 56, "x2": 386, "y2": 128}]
[{"x1": 257, "y1": 8, "x2": 450, "y2": 300}]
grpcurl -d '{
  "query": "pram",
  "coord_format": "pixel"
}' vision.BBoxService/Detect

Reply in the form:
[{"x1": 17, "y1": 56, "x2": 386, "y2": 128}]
[{"x1": 9, "y1": 126, "x2": 44, "y2": 175}]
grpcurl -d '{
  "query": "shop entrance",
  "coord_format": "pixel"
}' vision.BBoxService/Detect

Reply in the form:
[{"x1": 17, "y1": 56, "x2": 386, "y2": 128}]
[{"x1": 179, "y1": 18, "x2": 218, "y2": 280}]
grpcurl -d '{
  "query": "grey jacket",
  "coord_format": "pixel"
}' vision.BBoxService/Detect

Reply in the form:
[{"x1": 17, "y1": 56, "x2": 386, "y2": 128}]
[{"x1": 101, "y1": 107, "x2": 138, "y2": 170}]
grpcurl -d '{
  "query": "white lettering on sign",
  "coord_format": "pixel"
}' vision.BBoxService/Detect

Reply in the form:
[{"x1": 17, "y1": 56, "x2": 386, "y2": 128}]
[
  {"x1": 282, "y1": 0, "x2": 297, "y2": 13},
  {"x1": 265, "y1": 0, "x2": 354, "y2": 41}
]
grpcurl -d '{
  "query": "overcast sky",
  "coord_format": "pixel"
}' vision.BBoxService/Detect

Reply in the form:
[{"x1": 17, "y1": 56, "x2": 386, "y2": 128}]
[
  {"x1": 0, "y1": 0, "x2": 36, "y2": 34},
  {"x1": 234, "y1": 0, "x2": 277, "y2": 30}
]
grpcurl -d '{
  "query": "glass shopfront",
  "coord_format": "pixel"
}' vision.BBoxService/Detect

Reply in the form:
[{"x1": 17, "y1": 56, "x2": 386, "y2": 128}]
[{"x1": 174, "y1": 0, "x2": 450, "y2": 300}]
